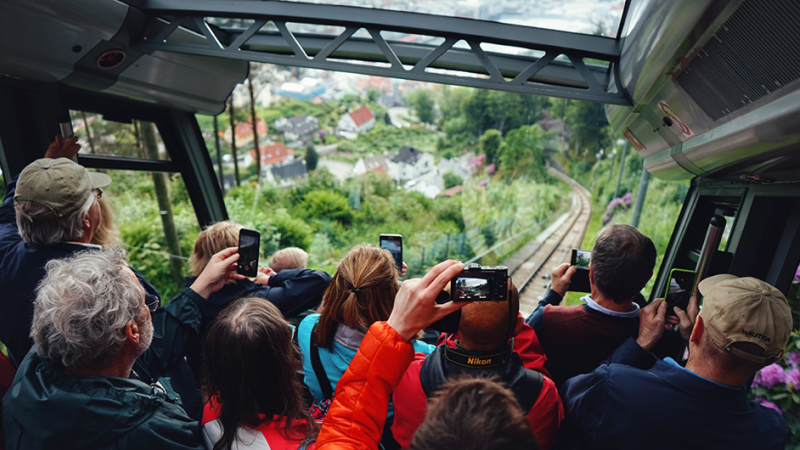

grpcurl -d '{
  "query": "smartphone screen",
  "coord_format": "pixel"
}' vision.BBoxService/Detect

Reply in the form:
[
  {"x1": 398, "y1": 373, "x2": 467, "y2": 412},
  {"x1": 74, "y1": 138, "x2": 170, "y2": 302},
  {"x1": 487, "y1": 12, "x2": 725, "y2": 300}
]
[
  {"x1": 569, "y1": 249, "x2": 592, "y2": 293},
  {"x1": 664, "y1": 269, "x2": 696, "y2": 313},
  {"x1": 237, "y1": 229, "x2": 260, "y2": 277},
  {"x1": 380, "y1": 234, "x2": 403, "y2": 273}
]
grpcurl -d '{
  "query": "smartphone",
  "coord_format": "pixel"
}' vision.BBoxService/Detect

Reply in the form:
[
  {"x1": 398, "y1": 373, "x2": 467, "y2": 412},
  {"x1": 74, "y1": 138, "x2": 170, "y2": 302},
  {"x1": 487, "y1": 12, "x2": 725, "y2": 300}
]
[
  {"x1": 237, "y1": 228, "x2": 260, "y2": 277},
  {"x1": 379, "y1": 234, "x2": 403, "y2": 273},
  {"x1": 569, "y1": 249, "x2": 592, "y2": 293},
  {"x1": 59, "y1": 120, "x2": 80, "y2": 164},
  {"x1": 664, "y1": 268, "x2": 696, "y2": 315}
]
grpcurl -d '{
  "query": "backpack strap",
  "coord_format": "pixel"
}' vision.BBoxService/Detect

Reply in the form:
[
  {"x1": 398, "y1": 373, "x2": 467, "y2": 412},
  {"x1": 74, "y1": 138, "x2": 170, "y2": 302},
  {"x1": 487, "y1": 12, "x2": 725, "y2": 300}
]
[
  {"x1": 516, "y1": 368, "x2": 544, "y2": 413},
  {"x1": 309, "y1": 323, "x2": 335, "y2": 399}
]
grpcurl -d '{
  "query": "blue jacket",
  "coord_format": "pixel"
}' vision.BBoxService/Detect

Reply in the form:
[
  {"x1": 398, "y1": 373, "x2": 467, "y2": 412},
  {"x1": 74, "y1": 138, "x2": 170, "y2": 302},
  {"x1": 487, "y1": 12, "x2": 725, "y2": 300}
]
[
  {"x1": 297, "y1": 314, "x2": 434, "y2": 402},
  {"x1": 0, "y1": 175, "x2": 159, "y2": 367},
  {"x1": 556, "y1": 338, "x2": 786, "y2": 450}
]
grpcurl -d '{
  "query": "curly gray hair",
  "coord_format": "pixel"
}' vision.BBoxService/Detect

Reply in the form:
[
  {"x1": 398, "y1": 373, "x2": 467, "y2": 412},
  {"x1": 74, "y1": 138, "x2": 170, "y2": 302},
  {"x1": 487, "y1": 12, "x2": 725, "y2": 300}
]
[
  {"x1": 15, "y1": 193, "x2": 96, "y2": 246},
  {"x1": 31, "y1": 247, "x2": 144, "y2": 369}
]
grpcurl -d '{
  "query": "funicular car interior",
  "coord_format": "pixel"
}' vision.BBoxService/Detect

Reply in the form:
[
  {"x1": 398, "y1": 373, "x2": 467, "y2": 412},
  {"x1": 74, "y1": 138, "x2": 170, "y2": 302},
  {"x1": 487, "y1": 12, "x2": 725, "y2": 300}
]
[{"x1": 0, "y1": 0, "x2": 799, "y2": 304}]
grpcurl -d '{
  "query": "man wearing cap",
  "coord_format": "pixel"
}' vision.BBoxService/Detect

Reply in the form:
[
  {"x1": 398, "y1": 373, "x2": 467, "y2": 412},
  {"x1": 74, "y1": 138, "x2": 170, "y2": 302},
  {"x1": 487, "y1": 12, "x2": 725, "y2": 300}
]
[
  {"x1": 0, "y1": 136, "x2": 114, "y2": 367},
  {"x1": 556, "y1": 275, "x2": 793, "y2": 450}
]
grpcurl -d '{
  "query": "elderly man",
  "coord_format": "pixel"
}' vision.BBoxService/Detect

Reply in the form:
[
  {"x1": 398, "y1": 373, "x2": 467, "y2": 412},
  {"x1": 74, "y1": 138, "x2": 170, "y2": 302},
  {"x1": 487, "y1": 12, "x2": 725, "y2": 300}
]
[
  {"x1": 557, "y1": 275, "x2": 793, "y2": 450},
  {"x1": 0, "y1": 136, "x2": 162, "y2": 367},
  {"x1": 392, "y1": 281, "x2": 563, "y2": 449},
  {"x1": 2, "y1": 247, "x2": 244, "y2": 449},
  {"x1": 524, "y1": 224, "x2": 679, "y2": 387}
]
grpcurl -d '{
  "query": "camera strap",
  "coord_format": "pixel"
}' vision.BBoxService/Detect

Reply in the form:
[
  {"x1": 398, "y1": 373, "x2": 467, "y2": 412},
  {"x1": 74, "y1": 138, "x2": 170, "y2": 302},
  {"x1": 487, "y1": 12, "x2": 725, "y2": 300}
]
[
  {"x1": 503, "y1": 283, "x2": 515, "y2": 362},
  {"x1": 444, "y1": 340, "x2": 514, "y2": 369}
]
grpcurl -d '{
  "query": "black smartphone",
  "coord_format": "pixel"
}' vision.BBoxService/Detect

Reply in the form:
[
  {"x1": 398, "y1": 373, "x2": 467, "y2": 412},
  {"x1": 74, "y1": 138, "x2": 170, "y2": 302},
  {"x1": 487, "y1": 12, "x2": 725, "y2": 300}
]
[
  {"x1": 379, "y1": 234, "x2": 403, "y2": 273},
  {"x1": 664, "y1": 268, "x2": 696, "y2": 315},
  {"x1": 237, "y1": 228, "x2": 260, "y2": 277},
  {"x1": 569, "y1": 249, "x2": 592, "y2": 293}
]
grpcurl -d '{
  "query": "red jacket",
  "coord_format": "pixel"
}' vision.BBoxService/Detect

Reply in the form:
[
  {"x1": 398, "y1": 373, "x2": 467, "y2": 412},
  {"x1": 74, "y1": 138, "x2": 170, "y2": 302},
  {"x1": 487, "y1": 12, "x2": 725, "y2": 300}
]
[
  {"x1": 392, "y1": 323, "x2": 563, "y2": 449},
  {"x1": 202, "y1": 399, "x2": 316, "y2": 450},
  {"x1": 0, "y1": 352, "x2": 15, "y2": 450},
  {"x1": 316, "y1": 322, "x2": 414, "y2": 450}
]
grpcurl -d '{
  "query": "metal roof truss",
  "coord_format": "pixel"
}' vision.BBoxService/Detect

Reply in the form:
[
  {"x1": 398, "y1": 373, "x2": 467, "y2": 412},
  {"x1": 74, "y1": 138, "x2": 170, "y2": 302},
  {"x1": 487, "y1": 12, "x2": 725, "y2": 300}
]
[{"x1": 128, "y1": 0, "x2": 629, "y2": 105}]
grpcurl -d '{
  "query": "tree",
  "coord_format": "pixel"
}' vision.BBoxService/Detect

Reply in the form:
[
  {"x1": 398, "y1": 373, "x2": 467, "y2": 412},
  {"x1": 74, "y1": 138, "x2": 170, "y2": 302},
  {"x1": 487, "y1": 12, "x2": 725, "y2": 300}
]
[
  {"x1": 498, "y1": 124, "x2": 552, "y2": 178},
  {"x1": 228, "y1": 98, "x2": 241, "y2": 187},
  {"x1": 407, "y1": 89, "x2": 436, "y2": 125},
  {"x1": 480, "y1": 129, "x2": 503, "y2": 165},
  {"x1": 443, "y1": 171, "x2": 461, "y2": 189},
  {"x1": 305, "y1": 145, "x2": 319, "y2": 171},
  {"x1": 565, "y1": 100, "x2": 610, "y2": 155},
  {"x1": 366, "y1": 88, "x2": 381, "y2": 103},
  {"x1": 247, "y1": 73, "x2": 262, "y2": 184}
]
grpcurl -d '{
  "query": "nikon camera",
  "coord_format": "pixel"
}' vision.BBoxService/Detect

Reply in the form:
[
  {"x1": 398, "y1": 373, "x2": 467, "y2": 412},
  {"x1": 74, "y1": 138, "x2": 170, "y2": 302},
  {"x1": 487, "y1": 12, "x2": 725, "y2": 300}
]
[{"x1": 451, "y1": 263, "x2": 508, "y2": 302}]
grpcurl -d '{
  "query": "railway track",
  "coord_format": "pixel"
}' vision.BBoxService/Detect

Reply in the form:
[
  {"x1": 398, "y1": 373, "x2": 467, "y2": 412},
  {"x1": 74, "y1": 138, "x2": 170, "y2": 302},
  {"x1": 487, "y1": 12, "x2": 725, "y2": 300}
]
[{"x1": 507, "y1": 167, "x2": 592, "y2": 316}]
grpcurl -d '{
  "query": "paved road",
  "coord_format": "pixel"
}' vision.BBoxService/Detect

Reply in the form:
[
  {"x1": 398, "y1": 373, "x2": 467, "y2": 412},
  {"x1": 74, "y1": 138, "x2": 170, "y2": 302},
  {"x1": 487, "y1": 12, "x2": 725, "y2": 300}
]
[{"x1": 317, "y1": 158, "x2": 353, "y2": 183}]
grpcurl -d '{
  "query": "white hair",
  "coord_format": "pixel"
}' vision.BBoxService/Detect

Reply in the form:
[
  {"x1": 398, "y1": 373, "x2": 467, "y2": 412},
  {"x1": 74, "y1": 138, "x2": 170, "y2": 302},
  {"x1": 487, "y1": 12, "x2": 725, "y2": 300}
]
[
  {"x1": 31, "y1": 248, "x2": 144, "y2": 369},
  {"x1": 269, "y1": 247, "x2": 309, "y2": 272},
  {"x1": 15, "y1": 193, "x2": 96, "y2": 245}
]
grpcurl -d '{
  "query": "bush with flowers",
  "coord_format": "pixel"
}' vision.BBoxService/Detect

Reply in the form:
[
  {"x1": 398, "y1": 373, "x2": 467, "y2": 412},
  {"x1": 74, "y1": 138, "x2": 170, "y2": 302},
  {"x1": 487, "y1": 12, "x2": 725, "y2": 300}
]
[
  {"x1": 749, "y1": 331, "x2": 800, "y2": 449},
  {"x1": 602, "y1": 192, "x2": 632, "y2": 225}
]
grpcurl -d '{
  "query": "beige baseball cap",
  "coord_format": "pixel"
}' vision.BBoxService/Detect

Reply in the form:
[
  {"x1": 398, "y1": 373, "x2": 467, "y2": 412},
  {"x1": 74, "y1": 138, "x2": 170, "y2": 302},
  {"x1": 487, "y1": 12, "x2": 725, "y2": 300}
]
[
  {"x1": 14, "y1": 158, "x2": 111, "y2": 221},
  {"x1": 699, "y1": 274, "x2": 792, "y2": 365}
]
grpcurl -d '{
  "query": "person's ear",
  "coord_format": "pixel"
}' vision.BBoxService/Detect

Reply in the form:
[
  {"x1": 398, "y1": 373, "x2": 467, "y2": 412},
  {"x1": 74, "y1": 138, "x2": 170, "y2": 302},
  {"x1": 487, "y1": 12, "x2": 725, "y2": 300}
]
[
  {"x1": 589, "y1": 264, "x2": 594, "y2": 285},
  {"x1": 125, "y1": 320, "x2": 140, "y2": 345},
  {"x1": 512, "y1": 315, "x2": 524, "y2": 337},
  {"x1": 689, "y1": 315, "x2": 704, "y2": 344}
]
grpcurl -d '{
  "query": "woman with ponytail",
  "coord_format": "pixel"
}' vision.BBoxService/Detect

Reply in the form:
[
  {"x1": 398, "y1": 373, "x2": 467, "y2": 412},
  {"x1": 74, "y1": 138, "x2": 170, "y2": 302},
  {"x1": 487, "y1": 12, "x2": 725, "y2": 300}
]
[{"x1": 297, "y1": 245, "x2": 433, "y2": 447}]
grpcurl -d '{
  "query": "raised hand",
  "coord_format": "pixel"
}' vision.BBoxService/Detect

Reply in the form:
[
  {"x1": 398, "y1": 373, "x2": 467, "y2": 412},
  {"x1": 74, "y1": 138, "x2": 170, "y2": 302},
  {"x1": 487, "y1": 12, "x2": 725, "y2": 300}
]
[
  {"x1": 190, "y1": 247, "x2": 246, "y2": 299},
  {"x1": 387, "y1": 260, "x2": 466, "y2": 341}
]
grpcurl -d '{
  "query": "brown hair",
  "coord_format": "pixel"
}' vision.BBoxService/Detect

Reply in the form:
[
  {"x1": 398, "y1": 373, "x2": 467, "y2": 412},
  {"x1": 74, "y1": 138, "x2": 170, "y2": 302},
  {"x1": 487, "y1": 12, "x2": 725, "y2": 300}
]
[
  {"x1": 90, "y1": 195, "x2": 122, "y2": 247},
  {"x1": 591, "y1": 224, "x2": 656, "y2": 304},
  {"x1": 190, "y1": 221, "x2": 243, "y2": 276},
  {"x1": 315, "y1": 244, "x2": 398, "y2": 348},
  {"x1": 202, "y1": 298, "x2": 318, "y2": 450},
  {"x1": 410, "y1": 376, "x2": 539, "y2": 450}
]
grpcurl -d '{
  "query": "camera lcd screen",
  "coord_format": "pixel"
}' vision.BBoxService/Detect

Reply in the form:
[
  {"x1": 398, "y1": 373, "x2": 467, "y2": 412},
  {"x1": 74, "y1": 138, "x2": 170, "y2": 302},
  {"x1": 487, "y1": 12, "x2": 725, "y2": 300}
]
[
  {"x1": 574, "y1": 250, "x2": 591, "y2": 269},
  {"x1": 453, "y1": 277, "x2": 490, "y2": 301}
]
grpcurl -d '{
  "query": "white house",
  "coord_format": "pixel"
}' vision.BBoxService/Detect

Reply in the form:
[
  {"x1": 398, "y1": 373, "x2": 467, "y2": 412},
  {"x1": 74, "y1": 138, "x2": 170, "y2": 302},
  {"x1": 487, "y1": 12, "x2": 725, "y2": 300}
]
[
  {"x1": 404, "y1": 169, "x2": 445, "y2": 198},
  {"x1": 389, "y1": 146, "x2": 435, "y2": 183},
  {"x1": 338, "y1": 105, "x2": 375, "y2": 135},
  {"x1": 437, "y1": 152, "x2": 474, "y2": 181},
  {"x1": 352, "y1": 153, "x2": 395, "y2": 177},
  {"x1": 265, "y1": 159, "x2": 307, "y2": 187},
  {"x1": 274, "y1": 115, "x2": 319, "y2": 147}
]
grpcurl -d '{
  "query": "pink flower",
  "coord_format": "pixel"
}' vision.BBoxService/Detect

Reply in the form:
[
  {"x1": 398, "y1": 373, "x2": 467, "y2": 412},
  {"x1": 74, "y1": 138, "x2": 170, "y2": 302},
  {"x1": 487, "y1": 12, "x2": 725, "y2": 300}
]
[
  {"x1": 756, "y1": 397, "x2": 782, "y2": 414},
  {"x1": 486, "y1": 163, "x2": 496, "y2": 174},
  {"x1": 786, "y1": 350, "x2": 800, "y2": 367},
  {"x1": 752, "y1": 363, "x2": 786, "y2": 388},
  {"x1": 786, "y1": 367, "x2": 800, "y2": 389}
]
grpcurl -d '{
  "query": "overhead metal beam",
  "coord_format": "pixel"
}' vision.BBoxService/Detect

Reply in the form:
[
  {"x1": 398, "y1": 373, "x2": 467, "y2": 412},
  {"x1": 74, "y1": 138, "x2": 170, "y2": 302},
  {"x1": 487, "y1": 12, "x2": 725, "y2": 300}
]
[{"x1": 127, "y1": 0, "x2": 630, "y2": 105}]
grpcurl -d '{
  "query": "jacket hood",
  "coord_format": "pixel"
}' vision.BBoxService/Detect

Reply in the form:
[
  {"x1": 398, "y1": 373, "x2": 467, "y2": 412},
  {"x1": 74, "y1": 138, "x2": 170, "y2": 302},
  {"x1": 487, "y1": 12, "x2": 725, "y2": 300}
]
[{"x1": 4, "y1": 352, "x2": 166, "y2": 448}]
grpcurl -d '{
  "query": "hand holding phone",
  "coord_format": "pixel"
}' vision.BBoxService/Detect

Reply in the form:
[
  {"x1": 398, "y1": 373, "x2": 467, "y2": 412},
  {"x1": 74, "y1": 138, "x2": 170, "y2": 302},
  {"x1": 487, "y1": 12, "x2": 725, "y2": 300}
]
[
  {"x1": 664, "y1": 269, "x2": 696, "y2": 316},
  {"x1": 237, "y1": 229, "x2": 260, "y2": 277}
]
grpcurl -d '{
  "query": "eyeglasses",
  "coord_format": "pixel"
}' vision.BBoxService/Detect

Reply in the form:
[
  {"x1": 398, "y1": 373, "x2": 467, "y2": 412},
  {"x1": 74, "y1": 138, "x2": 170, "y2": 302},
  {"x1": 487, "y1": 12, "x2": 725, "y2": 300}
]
[
  {"x1": 145, "y1": 293, "x2": 160, "y2": 312},
  {"x1": 94, "y1": 188, "x2": 103, "y2": 200}
]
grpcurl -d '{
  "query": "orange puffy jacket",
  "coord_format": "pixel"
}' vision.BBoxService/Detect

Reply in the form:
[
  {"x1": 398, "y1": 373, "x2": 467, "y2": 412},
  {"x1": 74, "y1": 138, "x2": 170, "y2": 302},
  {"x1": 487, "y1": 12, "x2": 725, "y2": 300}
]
[{"x1": 316, "y1": 321, "x2": 414, "y2": 450}]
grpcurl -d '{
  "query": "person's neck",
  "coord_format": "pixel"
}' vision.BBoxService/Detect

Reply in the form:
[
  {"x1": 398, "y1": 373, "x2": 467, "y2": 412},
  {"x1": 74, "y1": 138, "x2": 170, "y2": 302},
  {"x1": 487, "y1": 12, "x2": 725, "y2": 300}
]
[
  {"x1": 458, "y1": 337, "x2": 504, "y2": 353},
  {"x1": 684, "y1": 352, "x2": 748, "y2": 388},
  {"x1": 590, "y1": 290, "x2": 634, "y2": 313}
]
